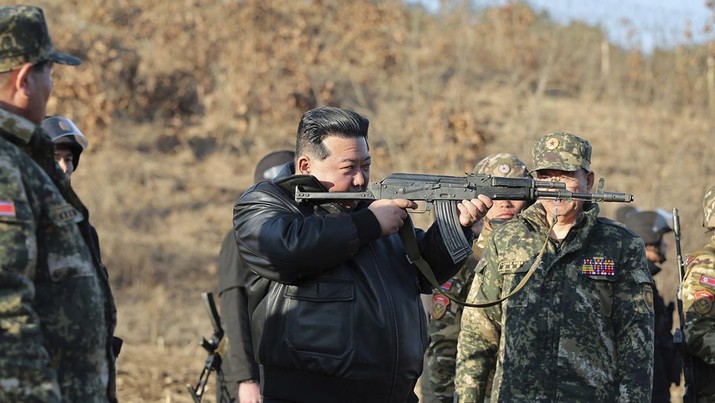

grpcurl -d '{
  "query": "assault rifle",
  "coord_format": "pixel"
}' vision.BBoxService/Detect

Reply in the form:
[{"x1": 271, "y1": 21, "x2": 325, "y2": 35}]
[
  {"x1": 672, "y1": 208, "x2": 696, "y2": 403},
  {"x1": 186, "y1": 292, "x2": 232, "y2": 403},
  {"x1": 296, "y1": 172, "x2": 634, "y2": 263}
]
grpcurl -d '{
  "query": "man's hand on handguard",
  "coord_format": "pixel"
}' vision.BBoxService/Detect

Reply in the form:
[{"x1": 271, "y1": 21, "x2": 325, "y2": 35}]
[
  {"x1": 457, "y1": 195, "x2": 493, "y2": 227},
  {"x1": 368, "y1": 199, "x2": 418, "y2": 236}
]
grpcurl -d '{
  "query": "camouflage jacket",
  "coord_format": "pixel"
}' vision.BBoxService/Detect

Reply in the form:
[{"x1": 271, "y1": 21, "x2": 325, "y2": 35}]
[
  {"x1": 682, "y1": 235, "x2": 715, "y2": 398},
  {"x1": 425, "y1": 229, "x2": 488, "y2": 403},
  {"x1": 455, "y1": 202, "x2": 654, "y2": 403},
  {"x1": 0, "y1": 109, "x2": 112, "y2": 402}
]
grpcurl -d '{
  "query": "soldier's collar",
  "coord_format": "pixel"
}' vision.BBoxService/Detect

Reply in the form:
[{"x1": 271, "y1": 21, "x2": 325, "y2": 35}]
[{"x1": 0, "y1": 107, "x2": 37, "y2": 144}]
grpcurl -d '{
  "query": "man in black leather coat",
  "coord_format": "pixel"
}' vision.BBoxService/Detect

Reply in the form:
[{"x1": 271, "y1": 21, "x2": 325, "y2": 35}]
[{"x1": 233, "y1": 107, "x2": 491, "y2": 403}]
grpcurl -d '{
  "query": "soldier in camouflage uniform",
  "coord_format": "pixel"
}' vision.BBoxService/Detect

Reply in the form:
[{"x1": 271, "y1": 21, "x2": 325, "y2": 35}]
[
  {"x1": 455, "y1": 132, "x2": 655, "y2": 402},
  {"x1": 682, "y1": 184, "x2": 715, "y2": 402},
  {"x1": 425, "y1": 153, "x2": 530, "y2": 403},
  {"x1": 0, "y1": 6, "x2": 115, "y2": 402}
]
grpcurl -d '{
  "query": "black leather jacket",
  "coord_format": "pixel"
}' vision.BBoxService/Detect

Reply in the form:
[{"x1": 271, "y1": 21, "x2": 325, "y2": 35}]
[{"x1": 233, "y1": 164, "x2": 469, "y2": 403}]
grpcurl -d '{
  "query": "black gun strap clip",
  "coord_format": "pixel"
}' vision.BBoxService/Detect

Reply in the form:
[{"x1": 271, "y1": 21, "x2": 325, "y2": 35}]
[{"x1": 399, "y1": 215, "x2": 555, "y2": 308}]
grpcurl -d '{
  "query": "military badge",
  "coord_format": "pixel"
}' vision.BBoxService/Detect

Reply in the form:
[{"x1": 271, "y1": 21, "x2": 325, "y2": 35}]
[
  {"x1": 643, "y1": 286, "x2": 654, "y2": 313},
  {"x1": 545, "y1": 138, "x2": 559, "y2": 150},
  {"x1": 497, "y1": 163, "x2": 511, "y2": 175},
  {"x1": 693, "y1": 290, "x2": 714, "y2": 315},
  {"x1": 432, "y1": 294, "x2": 450, "y2": 320},
  {"x1": 440, "y1": 280, "x2": 453, "y2": 291},
  {"x1": 0, "y1": 200, "x2": 16, "y2": 217},
  {"x1": 51, "y1": 204, "x2": 81, "y2": 224},
  {"x1": 699, "y1": 275, "x2": 715, "y2": 288},
  {"x1": 581, "y1": 257, "x2": 615, "y2": 276}
]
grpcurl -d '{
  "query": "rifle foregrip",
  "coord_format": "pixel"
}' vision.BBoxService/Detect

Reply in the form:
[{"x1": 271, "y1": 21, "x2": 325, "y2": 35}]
[{"x1": 434, "y1": 201, "x2": 472, "y2": 264}]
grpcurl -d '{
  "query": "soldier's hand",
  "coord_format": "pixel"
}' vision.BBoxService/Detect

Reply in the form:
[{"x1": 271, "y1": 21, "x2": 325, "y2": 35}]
[
  {"x1": 368, "y1": 198, "x2": 417, "y2": 236},
  {"x1": 457, "y1": 195, "x2": 493, "y2": 228},
  {"x1": 238, "y1": 380, "x2": 261, "y2": 403}
]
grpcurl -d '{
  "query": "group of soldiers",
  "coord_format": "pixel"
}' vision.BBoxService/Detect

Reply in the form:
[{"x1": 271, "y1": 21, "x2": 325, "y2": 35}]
[
  {"x1": 215, "y1": 125, "x2": 715, "y2": 403},
  {"x1": 2, "y1": 4, "x2": 715, "y2": 403}
]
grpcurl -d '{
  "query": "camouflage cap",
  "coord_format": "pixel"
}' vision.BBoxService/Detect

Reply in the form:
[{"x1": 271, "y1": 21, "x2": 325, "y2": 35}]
[
  {"x1": 472, "y1": 153, "x2": 529, "y2": 178},
  {"x1": 532, "y1": 132, "x2": 591, "y2": 172},
  {"x1": 703, "y1": 184, "x2": 715, "y2": 229},
  {"x1": 0, "y1": 6, "x2": 80, "y2": 73}
]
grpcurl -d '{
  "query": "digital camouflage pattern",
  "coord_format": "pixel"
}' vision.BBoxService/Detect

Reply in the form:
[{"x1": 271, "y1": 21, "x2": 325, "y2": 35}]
[
  {"x1": 455, "y1": 202, "x2": 654, "y2": 403},
  {"x1": 531, "y1": 132, "x2": 591, "y2": 172},
  {"x1": 703, "y1": 185, "x2": 715, "y2": 229},
  {"x1": 682, "y1": 234, "x2": 715, "y2": 400},
  {"x1": 0, "y1": 108, "x2": 111, "y2": 402},
  {"x1": 471, "y1": 153, "x2": 528, "y2": 178},
  {"x1": 0, "y1": 5, "x2": 80, "y2": 73},
  {"x1": 425, "y1": 153, "x2": 528, "y2": 402},
  {"x1": 425, "y1": 236, "x2": 483, "y2": 403}
]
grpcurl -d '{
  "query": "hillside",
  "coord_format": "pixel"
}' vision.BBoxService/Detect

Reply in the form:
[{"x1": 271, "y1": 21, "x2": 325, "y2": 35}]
[{"x1": 25, "y1": 0, "x2": 715, "y2": 401}]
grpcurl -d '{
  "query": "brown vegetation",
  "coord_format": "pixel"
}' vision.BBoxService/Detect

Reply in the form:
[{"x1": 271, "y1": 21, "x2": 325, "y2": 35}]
[{"x1": 27, "y1": 0, "x2": 715, "y2": 401}]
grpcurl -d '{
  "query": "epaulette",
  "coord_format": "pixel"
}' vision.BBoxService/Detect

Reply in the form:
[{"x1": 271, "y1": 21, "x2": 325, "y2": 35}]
[{"x1": 0, "y1": 107, "x2": 36, "y2": 144}]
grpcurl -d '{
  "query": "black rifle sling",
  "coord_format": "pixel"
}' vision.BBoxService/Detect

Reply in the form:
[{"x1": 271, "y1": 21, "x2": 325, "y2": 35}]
[{"x1": 399, "y1": 215, "x2": 554, "y2": 308}]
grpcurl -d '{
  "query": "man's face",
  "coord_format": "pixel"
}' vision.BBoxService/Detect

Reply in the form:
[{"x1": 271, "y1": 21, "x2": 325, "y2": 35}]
[
  {"x1": 54, "y1": 146, "x2": 74, "y2": 179},
  {"x1": 25, "y1": 62, "x2": 53, "y2": 124},
  {"x1": 297, "y1": 135, "x2": 371, "y2": 207},
  {"x1": 485, "y1": 198, "x2": 528, "y2": 224},
  {"x1": 534, "y1": 169, "x2": 594, "y2": 222}
]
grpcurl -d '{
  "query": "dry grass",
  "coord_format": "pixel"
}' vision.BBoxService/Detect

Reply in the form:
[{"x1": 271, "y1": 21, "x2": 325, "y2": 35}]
[{"x1": 20, "y1": 0, "x2": 715, "y2": 401}]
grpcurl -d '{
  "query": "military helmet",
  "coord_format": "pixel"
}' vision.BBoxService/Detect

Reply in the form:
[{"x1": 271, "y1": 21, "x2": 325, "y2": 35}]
[
  {"x1": 704, "y1": 184, "x2": 715, "y2": 229},
  {"x1": 623, "y1": 210, "x2": 672, "y2": 244},
  {"x1": 253, "y1": 150, "x2": 295, "y2": 183},
  {"x1": 41, "y1": 116, "x2": 88, "y2": 170}
]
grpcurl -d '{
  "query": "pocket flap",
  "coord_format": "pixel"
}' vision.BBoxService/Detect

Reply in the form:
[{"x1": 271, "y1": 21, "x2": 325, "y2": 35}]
[
  {"x1": 285, "y1": 277, "x2": 354, "y2": 302},
  {"x1": 497, "y1": 260, "x2": 529, "y2": 274}
]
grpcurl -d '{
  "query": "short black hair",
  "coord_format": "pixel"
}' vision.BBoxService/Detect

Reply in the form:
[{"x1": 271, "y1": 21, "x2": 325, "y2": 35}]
[{"x1": 295, "y1": 107, "x2": 369, "y2": 160}]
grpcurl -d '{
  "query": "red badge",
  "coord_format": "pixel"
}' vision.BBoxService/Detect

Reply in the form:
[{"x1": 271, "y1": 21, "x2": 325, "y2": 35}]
[
  {"x1": 431, "y1": 294, "x2": 450, "y2": 320},
  {"x1": 0, "y1": 200, "x2": 15, "y2": 217},
  {"x1": 699, "y1": 275, "x2": 715, "y2": 288},
  {"x1": 440, "y1": 280, "x2": 453, "y2": 291},
  {"x1": 693, "y1": 290, "x2": 715, "y2": 315}
]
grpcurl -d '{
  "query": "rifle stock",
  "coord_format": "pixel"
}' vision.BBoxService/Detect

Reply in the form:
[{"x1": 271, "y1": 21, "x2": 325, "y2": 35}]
[
  {"x1": 672, "y1": 208, "x2": 696, "y2": 403},
  {"x1": 296, "y1": 172, "x2": 634, "y2": 263},
  {"x1": 186, "y1": 292, "x2": 232, "y2": 403}
]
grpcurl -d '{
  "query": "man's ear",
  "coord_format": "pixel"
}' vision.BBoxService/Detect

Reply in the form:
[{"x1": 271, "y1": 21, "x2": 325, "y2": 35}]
[
  {"x1": 586, "y1": 170, "x2": 595, "y2": 191},
  {"x1": 296, "y1": 155, "x2": 311, "y2": 175},
  {"x1": 11, "y1": 63, "x2": 33, "y2": 102}
]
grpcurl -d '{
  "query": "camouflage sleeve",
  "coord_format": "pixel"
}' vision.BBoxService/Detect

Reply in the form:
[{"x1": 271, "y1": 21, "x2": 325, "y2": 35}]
[
  {"x1": 0, "y1": 151, "x2": 60, "y2": 402},
  {"x1": 426, "y1": 255, "x2": 479, "y2": 403},
  {"x1": 682, "y1": 252, "x2": 715, "y2": 365},
  {"x1": 612, "y1": 239, "x2": 654, "y2": 402},
  {"x1": 455, "y1": 242, "x2": 501, "y2": 403}
]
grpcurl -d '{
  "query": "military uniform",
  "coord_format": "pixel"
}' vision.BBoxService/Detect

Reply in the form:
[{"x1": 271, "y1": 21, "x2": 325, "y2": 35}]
[
  {"x1": 455, "y1": 132, "x2": 654, "y2": 402},
  {"x1": 0, "y1": 109, "x2": 111, "y2": 402},
  {"x1": 682, "y1": 185, "x2": 715, "y2": 402},
  {"x1": 0, "y1": 6, "x2": 114, "y2": 402},
  {"x1": 426, "y1": 153, "x2": 529, "y2": 403},
  {"x1": 455, "y1": 203, "x2": 654, "y2": 402}
]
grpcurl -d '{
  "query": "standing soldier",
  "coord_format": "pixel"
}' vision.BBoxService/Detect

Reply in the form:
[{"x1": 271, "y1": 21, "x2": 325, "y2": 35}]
[
  {"x1": 623, "y1": 210, "x2": 681, "y2": 402},
  {"x1": 0, "y1": 6, "x2": 115, "y2": 402},
  {"x1": 425, "y1": 153, "x2": 530, "y2": 403},
  {"x1": 455, "y1": 132, "x2": 654, "y2": 402},
  {"x1": 218, "y1": 150, "x2": 294, "y2": 403},
  {"x1": 682, "y1": 184, "x2": 715, "y2": 402}
]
